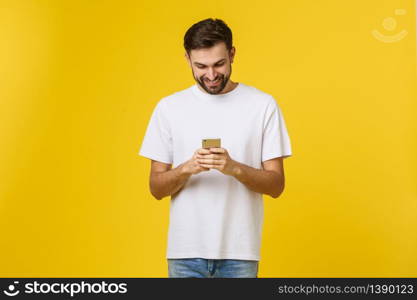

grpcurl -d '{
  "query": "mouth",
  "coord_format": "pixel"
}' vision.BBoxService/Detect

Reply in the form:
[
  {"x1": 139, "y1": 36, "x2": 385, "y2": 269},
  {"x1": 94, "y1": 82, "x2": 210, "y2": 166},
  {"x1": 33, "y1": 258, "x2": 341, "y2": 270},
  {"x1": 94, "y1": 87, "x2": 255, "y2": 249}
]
[{"x1": 206, "y1": 78, "x2": 221, "y2": 87}]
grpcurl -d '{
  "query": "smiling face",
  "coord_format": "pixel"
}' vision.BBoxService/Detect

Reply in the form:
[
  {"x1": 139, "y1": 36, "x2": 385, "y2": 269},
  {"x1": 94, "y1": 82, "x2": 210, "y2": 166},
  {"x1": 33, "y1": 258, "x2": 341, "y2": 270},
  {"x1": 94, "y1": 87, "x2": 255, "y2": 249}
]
[{"x1": 185, "y1": 42, "x2": 235, "y2": 95}]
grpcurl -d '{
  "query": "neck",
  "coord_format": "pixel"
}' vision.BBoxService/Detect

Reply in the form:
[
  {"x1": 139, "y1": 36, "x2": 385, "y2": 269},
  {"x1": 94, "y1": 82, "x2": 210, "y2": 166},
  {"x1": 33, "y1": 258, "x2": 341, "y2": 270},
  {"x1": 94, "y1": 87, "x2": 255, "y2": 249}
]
[
  {"x1": 221, "y1": 80, "x2": 238, "y2": 94},
  {"x1": 197, "y1": 80, "x2": 238, "y2": 95}
]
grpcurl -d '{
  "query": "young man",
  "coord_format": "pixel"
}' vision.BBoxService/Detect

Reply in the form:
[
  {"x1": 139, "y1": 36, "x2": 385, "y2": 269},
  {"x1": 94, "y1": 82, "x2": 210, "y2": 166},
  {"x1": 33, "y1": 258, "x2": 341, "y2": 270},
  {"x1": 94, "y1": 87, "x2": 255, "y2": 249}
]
[{"x1": 139, "y1": 18, "x2": 292, "y2": 278}]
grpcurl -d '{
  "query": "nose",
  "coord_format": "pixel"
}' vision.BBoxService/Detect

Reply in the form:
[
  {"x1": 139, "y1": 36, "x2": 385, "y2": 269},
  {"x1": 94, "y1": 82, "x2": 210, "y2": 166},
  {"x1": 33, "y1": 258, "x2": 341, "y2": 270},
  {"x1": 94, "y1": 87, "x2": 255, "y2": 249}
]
[{"x1": 206, "y1": 67, "x2": 217, "y2": 81}]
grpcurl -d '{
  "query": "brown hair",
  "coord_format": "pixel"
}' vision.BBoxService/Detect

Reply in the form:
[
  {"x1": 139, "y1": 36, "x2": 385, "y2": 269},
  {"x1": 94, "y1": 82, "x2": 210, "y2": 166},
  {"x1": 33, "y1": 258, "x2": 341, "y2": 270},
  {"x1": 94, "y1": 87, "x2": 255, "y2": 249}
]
[{"x1": 184, "y1": 18, "x2": 233, "y2": 57}]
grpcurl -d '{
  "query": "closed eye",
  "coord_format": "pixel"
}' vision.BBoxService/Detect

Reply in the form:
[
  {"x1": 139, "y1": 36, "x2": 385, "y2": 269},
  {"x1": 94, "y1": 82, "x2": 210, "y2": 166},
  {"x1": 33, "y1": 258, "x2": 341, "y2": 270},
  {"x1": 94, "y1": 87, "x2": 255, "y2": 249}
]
[{"x1": 197, "y1": 63, "x2": 224, "y2": 69}]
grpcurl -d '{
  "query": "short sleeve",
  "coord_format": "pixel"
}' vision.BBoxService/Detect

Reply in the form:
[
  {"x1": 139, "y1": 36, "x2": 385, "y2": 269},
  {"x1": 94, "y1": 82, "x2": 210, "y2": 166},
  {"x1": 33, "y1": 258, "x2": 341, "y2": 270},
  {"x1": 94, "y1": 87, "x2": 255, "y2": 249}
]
[
  {"x1": 261, "y1": 97, "x2": 292, "y2": 162},
  {"x1": 138, "y1": 99, "x2": 173, "y2": 164}
]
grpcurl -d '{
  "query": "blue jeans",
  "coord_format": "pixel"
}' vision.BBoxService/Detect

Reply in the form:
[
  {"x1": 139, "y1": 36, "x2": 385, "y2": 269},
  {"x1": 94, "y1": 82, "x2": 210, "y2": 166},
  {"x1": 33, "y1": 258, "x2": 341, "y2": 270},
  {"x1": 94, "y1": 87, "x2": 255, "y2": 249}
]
[{"x1": 168, "y1": 258, "x2": 259, "y2": 278}]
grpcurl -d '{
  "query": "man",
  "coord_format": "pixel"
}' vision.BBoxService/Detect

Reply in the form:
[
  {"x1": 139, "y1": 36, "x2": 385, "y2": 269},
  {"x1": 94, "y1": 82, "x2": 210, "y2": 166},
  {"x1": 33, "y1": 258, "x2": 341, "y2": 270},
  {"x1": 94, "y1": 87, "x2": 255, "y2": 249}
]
[{"x1": 139, "y1": 18, "x2": 292, "y2": 278}]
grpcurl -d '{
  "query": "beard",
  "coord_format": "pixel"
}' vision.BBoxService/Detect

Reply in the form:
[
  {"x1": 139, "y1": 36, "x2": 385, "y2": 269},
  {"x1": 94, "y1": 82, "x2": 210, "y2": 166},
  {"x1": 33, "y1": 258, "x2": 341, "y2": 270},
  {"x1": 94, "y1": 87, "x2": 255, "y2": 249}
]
[{"x1": 193, "y1": 64, "x2": 232, "y2": 95}]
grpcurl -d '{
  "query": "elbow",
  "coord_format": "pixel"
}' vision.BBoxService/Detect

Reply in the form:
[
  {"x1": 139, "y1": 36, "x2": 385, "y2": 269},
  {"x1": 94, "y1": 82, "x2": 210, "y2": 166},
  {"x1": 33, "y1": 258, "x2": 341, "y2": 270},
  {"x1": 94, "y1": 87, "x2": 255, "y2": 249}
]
[
  {"x1": 150, "y1": 182, "x2": 163, "y2": 200},
  {"x1": 152, "y1": 194, "x2": 163, "y2": 200},
  {"x1": 150, "y1": 188, "x2": 163, "y2": 200},
  {"x1": 270, "y1": 181, "x2": 285, "y2": 199},
  {"x1": 270, "y1": 191, "x2": 282, "y2": 199}
]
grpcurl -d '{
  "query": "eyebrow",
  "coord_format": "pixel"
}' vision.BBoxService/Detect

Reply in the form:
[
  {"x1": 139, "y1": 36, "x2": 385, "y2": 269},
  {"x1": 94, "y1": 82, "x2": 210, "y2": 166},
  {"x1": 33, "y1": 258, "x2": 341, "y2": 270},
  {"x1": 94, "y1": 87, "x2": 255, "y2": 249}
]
[{"x1": 193, "y1": 59, "x2": 226, "y2": 67}]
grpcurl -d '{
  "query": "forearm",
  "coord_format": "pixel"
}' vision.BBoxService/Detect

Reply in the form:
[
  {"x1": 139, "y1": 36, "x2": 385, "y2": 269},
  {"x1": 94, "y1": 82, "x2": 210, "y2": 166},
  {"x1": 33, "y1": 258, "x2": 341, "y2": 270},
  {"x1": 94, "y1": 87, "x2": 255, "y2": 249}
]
[
  {"x1": 232, "y1": 161, "x2": 284, "y2": 198},
  {"x1": 150, "y1": 163, "x2": 191, "y2": 200}
]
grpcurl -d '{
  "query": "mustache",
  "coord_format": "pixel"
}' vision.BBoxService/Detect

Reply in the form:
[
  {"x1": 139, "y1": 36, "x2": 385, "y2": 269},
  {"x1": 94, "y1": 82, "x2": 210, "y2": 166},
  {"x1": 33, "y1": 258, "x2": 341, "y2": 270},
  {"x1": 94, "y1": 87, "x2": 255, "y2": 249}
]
[{"x1": 202, "y1": 76, "x2": 223, "y2": 82}]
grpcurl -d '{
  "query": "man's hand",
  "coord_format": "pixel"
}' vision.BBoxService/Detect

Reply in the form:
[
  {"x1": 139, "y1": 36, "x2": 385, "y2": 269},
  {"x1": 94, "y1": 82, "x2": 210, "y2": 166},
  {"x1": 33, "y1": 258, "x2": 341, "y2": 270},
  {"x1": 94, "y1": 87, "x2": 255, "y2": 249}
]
[
  {"x1": 196, "y1": 147, "x2": 238, "y2": 176},
  {"x1": 181, "y1": 148, "x2": 211, "y2": 175}
]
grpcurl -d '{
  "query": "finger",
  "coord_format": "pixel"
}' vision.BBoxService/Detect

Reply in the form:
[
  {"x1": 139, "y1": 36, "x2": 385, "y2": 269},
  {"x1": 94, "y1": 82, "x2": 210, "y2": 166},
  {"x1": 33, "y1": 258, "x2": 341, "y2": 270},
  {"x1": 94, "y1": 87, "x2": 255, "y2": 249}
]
[
  {"x1": 196, "y1": 162, "x2": 210, "y2": 169},
  {"x1": 196, "y1": 154, "x2": 220, "y2": 159},
  {"x1": 209, "y1": 147, "x2": 225, "y2": 153},
  {"x1": 199, "y1": 163, "x2": 215, "y2": 169},
  {"x1": 198, "y1": 148, "x2": 211, "y2": 155},
  {"x1": 197, "y1": 158, "x2": 223, "y2": 165}
]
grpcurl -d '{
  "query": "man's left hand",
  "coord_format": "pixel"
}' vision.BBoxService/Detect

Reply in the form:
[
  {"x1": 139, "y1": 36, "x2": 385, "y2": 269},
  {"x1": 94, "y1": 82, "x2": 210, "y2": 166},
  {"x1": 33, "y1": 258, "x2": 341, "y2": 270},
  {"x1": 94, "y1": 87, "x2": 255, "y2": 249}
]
[{"x1": 196, "y1": 147, "x2": 239, "y2": 176}]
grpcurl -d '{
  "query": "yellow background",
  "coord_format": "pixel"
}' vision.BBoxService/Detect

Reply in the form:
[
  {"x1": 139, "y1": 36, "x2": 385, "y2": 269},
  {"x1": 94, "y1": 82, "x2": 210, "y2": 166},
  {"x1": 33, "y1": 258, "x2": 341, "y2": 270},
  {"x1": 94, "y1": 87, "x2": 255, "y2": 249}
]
[{"x1": 1, "y1": 0, "x2": 416, "y2": 277}]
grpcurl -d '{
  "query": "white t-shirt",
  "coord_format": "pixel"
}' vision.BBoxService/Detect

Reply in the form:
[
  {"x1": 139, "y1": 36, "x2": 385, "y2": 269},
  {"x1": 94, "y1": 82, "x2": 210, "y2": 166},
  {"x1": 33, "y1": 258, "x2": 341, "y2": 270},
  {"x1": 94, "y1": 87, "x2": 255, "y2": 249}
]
[{"x1": 139, "y1": 82, "x2": 292, "y2": 261}]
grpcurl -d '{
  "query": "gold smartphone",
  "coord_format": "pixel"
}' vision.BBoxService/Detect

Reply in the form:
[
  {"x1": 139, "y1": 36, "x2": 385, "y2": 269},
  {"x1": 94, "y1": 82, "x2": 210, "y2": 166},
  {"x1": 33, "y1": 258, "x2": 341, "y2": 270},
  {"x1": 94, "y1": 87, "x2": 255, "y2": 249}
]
[{"x1": 202, "y1": 138, "x2": 221, "y2": 149}]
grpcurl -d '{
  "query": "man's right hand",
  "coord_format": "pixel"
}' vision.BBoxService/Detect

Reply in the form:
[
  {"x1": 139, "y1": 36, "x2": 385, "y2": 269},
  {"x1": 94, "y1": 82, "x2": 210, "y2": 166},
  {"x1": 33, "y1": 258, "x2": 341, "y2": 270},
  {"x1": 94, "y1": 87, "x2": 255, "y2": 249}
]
[
  {"x1": 181, "y1": 148, "x2": 212, "y2": 175},
  {"x1": 150, "y1": 148, "x2": 212, "y2": 200}
]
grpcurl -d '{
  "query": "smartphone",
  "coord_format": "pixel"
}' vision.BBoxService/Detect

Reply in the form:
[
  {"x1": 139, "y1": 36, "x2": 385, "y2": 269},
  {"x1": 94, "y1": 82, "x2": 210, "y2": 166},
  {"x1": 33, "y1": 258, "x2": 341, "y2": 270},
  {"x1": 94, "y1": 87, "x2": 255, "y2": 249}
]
[{"x1": 202, "y1": 138, "x2": 221, "y2": 149}]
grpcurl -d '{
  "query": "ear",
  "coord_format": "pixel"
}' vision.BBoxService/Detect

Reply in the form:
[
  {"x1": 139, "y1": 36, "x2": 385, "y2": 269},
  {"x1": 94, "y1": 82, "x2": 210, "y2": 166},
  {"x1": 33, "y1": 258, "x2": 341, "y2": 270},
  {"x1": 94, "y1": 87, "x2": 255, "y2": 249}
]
[
  {"x1": 230, "y1": 47, "x2": 236, "y2": 63},
  {"x1": 184, "y1": 52, "x2": 191, "y2": 66}
]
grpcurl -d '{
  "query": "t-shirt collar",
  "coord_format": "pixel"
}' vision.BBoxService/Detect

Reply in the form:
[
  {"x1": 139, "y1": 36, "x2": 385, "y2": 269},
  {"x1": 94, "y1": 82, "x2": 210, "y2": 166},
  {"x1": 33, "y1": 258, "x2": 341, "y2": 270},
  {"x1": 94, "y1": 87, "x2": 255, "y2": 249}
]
[{"x1": 191, "y1": 82, "x2": 242, "y2": 100}]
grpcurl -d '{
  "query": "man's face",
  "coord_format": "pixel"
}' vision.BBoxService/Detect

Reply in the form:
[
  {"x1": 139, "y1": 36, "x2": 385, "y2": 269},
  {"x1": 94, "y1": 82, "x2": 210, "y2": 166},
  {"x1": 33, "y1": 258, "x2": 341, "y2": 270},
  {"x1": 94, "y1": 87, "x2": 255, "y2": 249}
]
[{"x1": 185, "y1": 42, "x2": 235, "y2": 95}]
